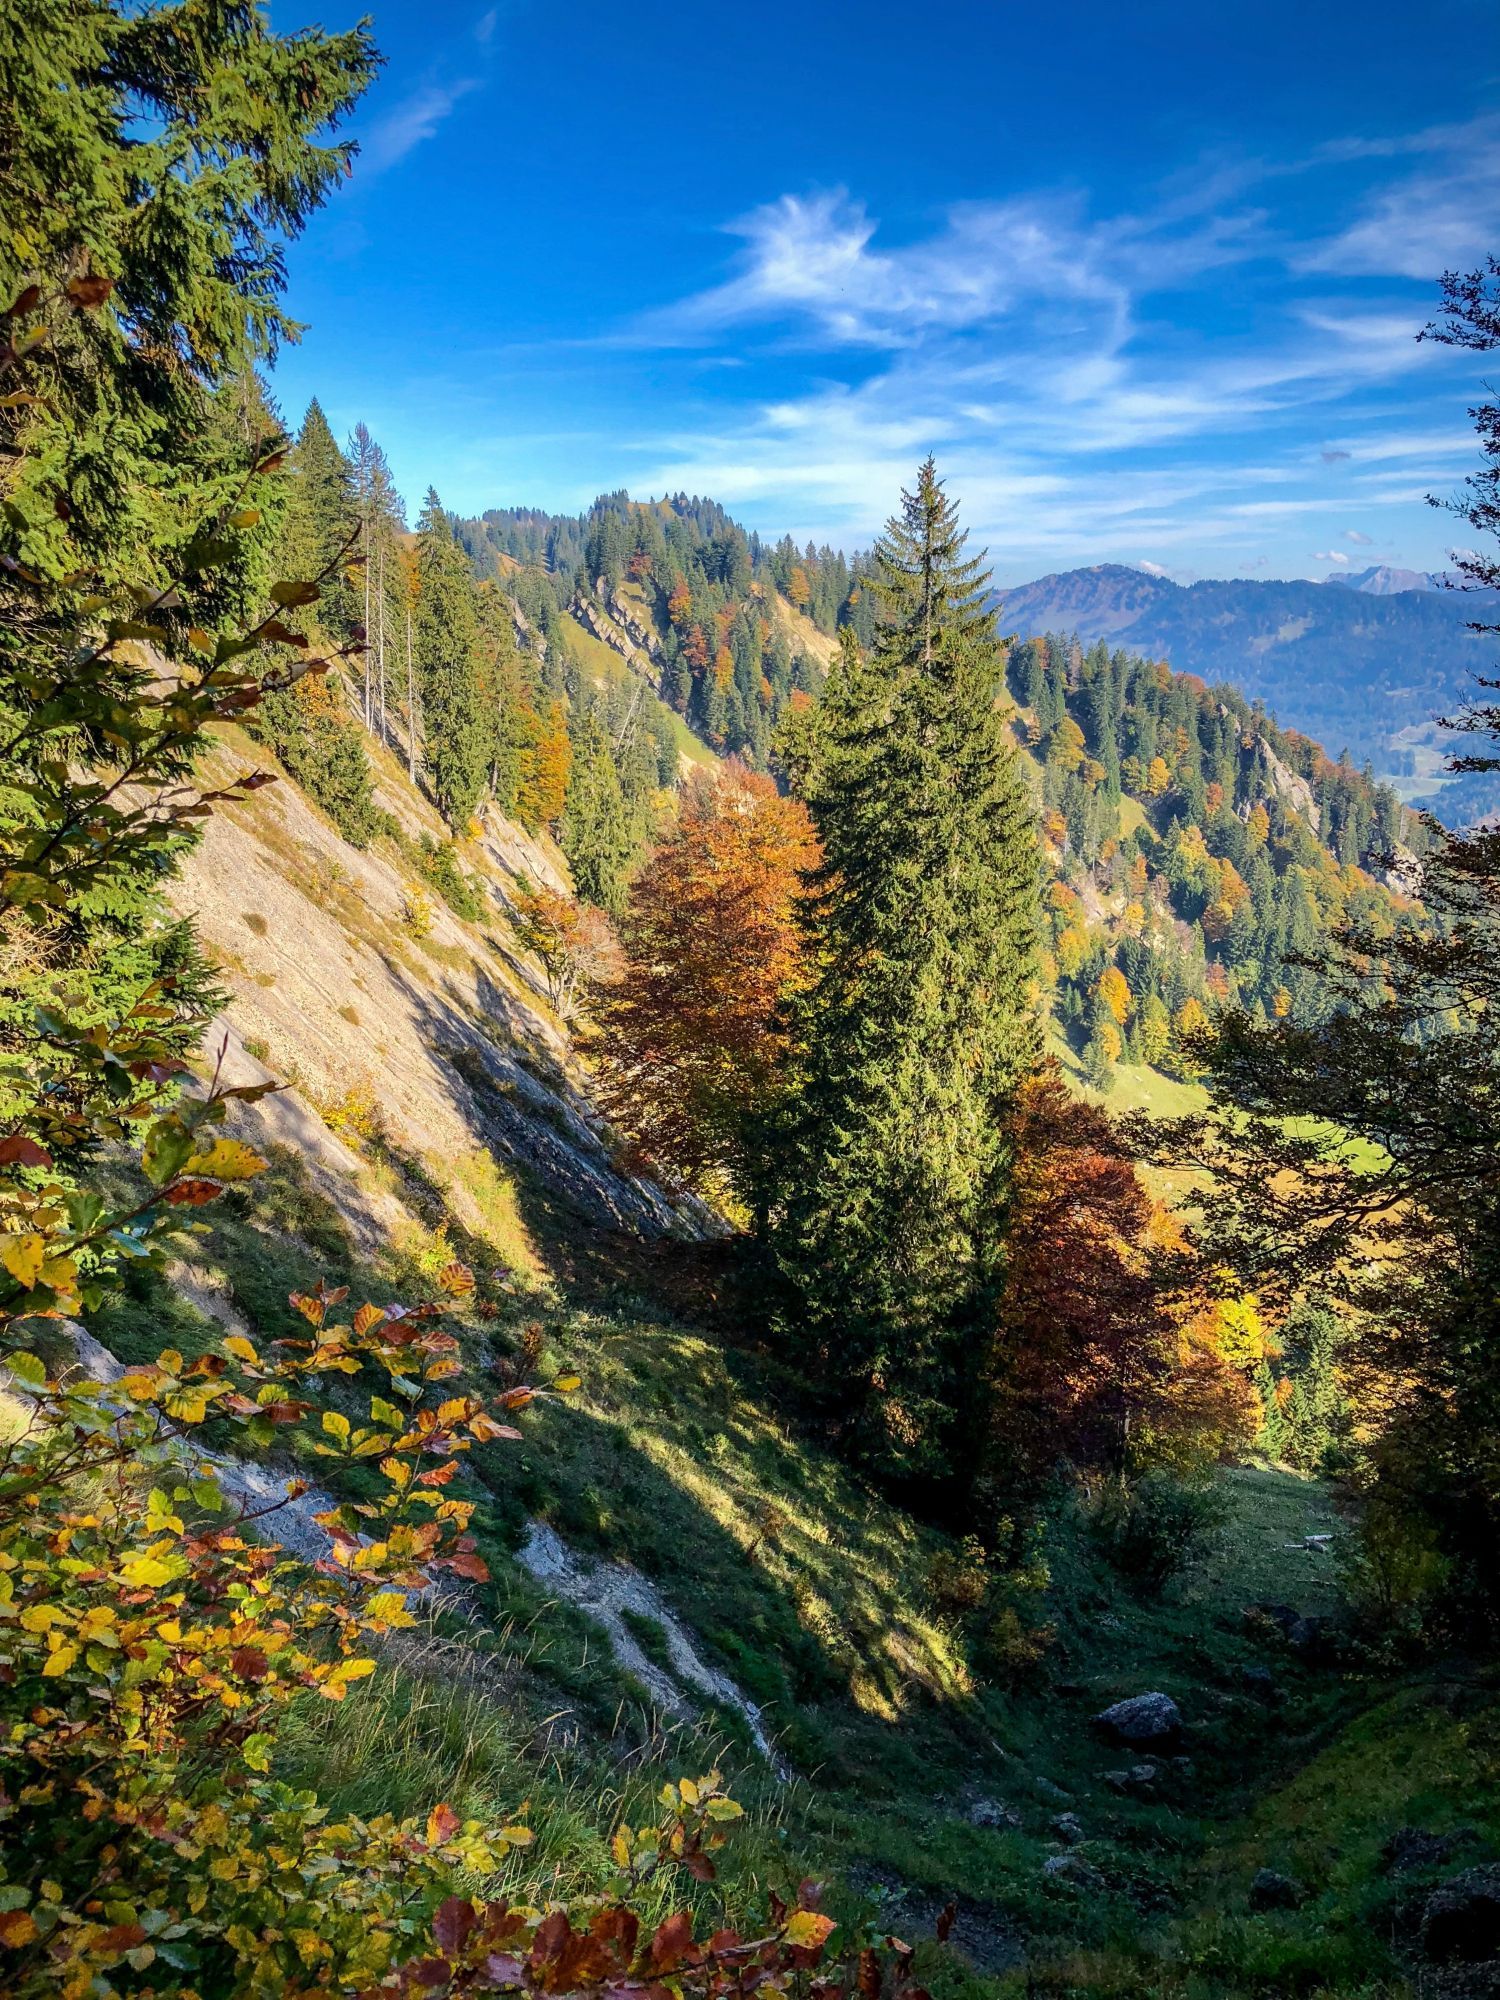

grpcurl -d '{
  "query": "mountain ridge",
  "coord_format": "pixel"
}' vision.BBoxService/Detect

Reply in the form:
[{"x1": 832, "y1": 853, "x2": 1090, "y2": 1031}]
[{"x1": 993, "y1": 561, "x2": 1499, "y2": 814}]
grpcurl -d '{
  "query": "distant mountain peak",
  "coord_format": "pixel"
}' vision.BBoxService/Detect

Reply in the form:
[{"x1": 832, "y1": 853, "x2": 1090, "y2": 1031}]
[{"x1": 1326, "y1": 564, "x2": 1439, "y2": 595}]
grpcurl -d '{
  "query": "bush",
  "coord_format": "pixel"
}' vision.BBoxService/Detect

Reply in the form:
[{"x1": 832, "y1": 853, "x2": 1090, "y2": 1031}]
[
  {"x1": 417, "y1": 834, "x2": 487, "y2": 922},
  {"x1": 925, "y1": 1532, "x2": 990, "y2": 1614},
  {"x1": 1088, "y1": 1471, "x2": 1230, "y2": 1591}
]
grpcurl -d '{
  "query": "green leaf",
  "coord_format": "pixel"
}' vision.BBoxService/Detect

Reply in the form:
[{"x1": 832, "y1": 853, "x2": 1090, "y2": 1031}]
[
  {"x1": 141, "y1": 1117, "x2": 193, "y2": 1189},
  {"x1": 6, "y1": 1349, "x2": 46, "y2": 1388},
  {"x1": 242, "y1": 1733, "x2": 274, "y2": 1772},
  {"x1": 321, "y1": 1409, "x2": 350, "y2": 1443}
]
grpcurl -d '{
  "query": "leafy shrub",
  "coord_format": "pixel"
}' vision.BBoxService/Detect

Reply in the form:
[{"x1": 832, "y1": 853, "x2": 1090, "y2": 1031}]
[
  {"x1": 1087, "y1": 1471, "x2": 1230, "y2": 1591},
  {"x1": 1337, "y1": 1490, "x2": 1450, "y2": 1642},
  {"x1": 320, "y1": 1075, "x2": 383, "y2": 1143},
  {"x1": 417, "y1": 834, "x2": 487, "y2": 922},
  {"x1": 979, "y1": 1601, "x2": 1057, "y2": 1686},
  {"x1": 925, "y1": 1532, "x2": 991, "y2": 1614},
  {"x1": 402, "y1": 885, "x2": 436, "y2": 937}
]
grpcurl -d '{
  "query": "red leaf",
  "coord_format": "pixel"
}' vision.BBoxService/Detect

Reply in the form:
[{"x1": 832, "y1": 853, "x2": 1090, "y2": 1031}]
[
  {"x1": 530, "y1": 1910, "x2": 571, "y2": 1967},
  {"x1": 484, "y1": 1954, "x2": 525, "y2": 1985},
  {"x1": 426, "y1": 1802, "x2": 461, "y2": 1847},
  {"x1": 935, "y1": 1900, "x2": 956, "y2": 1945},
  {"x1": 650, "y1": 1911, "x2": 695, "y2": 1973},
  {"x1": 0, "y1": 1135, "x2": 51, "y2": 1169},
  {"x1": 798, "y1": 1880, "x2": 825, "y2": 1910},
  {"x1": 165, "y1": 1177, "x2": 223, "y2": 1206},
  {"x1": 97, "y1": 1922, "x2": 147, "y2": 1952},
  {"x1": 445, "y1": 1549, "x2": 490, "y2": 1582},
  {"x1": 433, "y1": 1895, "x2": 476, "y2": 1957},
  {"x1": 4, "y1": 285, "x2": 41, "y2": 319},
  {"x1": 66, "y1": 273, "x2": 115, "y2": 308},
  {"x1": 590, "y1": 1908, "x2": 638, "y2": 1958},
  {"x1": 858, "y1": 1947, "x2": 882, "y2": 2000},
  {"x1": 683, "y1": 1852, "x2": 716, "y2": 1883},
  {"x1": 230, "y1": 1646, "x2": 268, "y2": 1681}
]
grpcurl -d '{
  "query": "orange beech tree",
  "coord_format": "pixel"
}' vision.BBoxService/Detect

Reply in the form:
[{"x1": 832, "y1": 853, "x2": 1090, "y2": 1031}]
[{"x1": 595, "y1": 763, "x2": 819, "y2": 1210}]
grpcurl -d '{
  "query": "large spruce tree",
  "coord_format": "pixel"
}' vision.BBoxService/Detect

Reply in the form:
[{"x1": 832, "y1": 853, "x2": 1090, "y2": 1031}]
[{"x1": 765, "y1": 461, "x2": 1041, "y2": 1487}]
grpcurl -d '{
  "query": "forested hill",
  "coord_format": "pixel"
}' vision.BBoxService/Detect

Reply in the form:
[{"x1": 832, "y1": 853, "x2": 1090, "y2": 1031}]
[
  {"x1": 446, "y1": 483, "x2": 1427, "y2": 1089},
  {"x1": 457, "y1": 491, "x2": 867, "y2": 769},
  {"x1": 994, "y1": 561, "x2": 1500, "y2": 819},
  {"x1": 1008, "y1": 633, "x2": 1428, "y2": 1089},
  {"x1": 253, "y1": 406, "x2": 1424, "y2": 1098}
]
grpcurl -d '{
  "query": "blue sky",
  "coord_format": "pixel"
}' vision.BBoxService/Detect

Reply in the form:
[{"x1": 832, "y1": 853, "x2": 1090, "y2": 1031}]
[{"x1": 267, "y1": 0, "x2": 1500, "y2": 583}]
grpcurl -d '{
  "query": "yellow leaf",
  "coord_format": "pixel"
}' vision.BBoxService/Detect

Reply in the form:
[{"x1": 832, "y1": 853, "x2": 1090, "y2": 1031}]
[
  {"x1": 120, "y1": 1556, "x2": 173, "y2": 1588},
  {"x1": 223, "y1": 1334, "x2": 258, "y2": 1363},
  {"x1": 42, "y1": 1644, "x2": 78, "y2": 1677},
  {"x1": 784, "y1": 1912, "x2": 836, "y2": 1950},
  {"x1": 678, "y1": 1777, "x2": 699, "y2": 1806},
  {"x1": 0, "y1": 1234, "x2": 46, "y2": 1289},
  {"x1": 611, "y1": 1827, "x2": 631, "y2": 1868},
  {"x1": 183, "y1": 1138, "x2": 268, "y2": 1183},
  {"x1": 554, "y1": 1374, "x2": 581, "y2": 1393},
  {"x1": 0, "y1": 1910, "x2": 37, "y2": 1948}
]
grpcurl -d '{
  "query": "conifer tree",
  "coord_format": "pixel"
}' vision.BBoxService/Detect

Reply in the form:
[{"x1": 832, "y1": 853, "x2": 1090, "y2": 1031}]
[
  {"x1": 561, "y1": 714, "x2": 634, "y2": 911},
  {"x1": 763, "y1": 462, "x2": 1041, "y2": 1486},
  {"x1": 280, "y1": 400, "x2": 358, "y2": 637},
  {"x1": 413, "y1": 489, "x2": 488, "y2": 826}
]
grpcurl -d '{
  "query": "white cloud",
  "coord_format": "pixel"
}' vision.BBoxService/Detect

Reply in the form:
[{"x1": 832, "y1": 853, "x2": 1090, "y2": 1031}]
[
  {"x1": 1344, "y1": 528, "x2": 1374, "y2": 544},
  {"x1": 1136, "y1": 560, "x2": 1172, "y2": 577},
  {"x1": 628, "y1": 184, "x2": 1263, "y2": 353},
  {"x1": 602, "y1": 115, "x2": 1492, "y2": 572},
  {"x1": 1300, "y1": 116, "x2": 1500, "y2": 279},
  {"x1": 359, "y1": 78, "x2": 481, "y2": 175},
  {"x1": 1312, "y1": 549, "x2": 1351, "y2": 563}
]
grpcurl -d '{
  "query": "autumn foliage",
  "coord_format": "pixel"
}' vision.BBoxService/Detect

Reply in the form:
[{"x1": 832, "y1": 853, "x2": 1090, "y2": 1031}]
[
  {"x1": 595, "y1": 764, "x2": 818, "y2": 1207},
  {"x1": 977, "y1": 1072, "x2": 1257, "y2": 1504}
]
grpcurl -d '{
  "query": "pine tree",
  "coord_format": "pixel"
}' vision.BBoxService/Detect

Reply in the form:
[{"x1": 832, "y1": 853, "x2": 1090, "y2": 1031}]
[
  {"x1": 763, "y1": 461, "x2": 1041, "y2": 1487},
  {"x1": 0, "y1": 0, "x2": 377, "y2": 586},
  {"x1": 413, "y1": 490, "x2": 488, "y2": 826}
]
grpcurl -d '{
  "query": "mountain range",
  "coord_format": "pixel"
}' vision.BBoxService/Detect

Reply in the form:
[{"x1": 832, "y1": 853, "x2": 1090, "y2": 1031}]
[{"x1": 993, "y1": 562, "x2": 1499, "y2": 818}]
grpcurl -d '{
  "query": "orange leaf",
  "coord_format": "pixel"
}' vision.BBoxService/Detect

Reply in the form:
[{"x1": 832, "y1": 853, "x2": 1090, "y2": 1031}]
[
  {"x1": 426, "y1": 1802, "x2": 461, "y2": 1848},
  {"x1": 165, "y1": 1177, "x2": 223, "y2": 1206},
  {"x1": 0, "y1": 1911, "x2": 37, "y2": 1948}
]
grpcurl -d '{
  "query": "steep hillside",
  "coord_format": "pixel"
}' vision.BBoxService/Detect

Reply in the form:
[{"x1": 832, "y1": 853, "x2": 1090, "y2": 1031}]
[
  {"x1": 994, "y1": 562, "x2": 1499, "y2": 815},
  {"x1": 170, "y1": 722, "x2": 696, "y2": 1256},
  {"x1": 88, "y1": 726, "x2": 1489, "y2": 2000}
]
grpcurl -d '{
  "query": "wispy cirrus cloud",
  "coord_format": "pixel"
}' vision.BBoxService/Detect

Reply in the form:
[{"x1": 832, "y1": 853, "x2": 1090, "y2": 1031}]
[
  {"x1": 1299, "y1": 115, "x2": 1500, "y2": 278},
  {"x1": 356, "y1": 9, "x2": 503, "y2": 178},
  {"x1": 610, "y1": 114, "x2": 1497, "y2": 575}
]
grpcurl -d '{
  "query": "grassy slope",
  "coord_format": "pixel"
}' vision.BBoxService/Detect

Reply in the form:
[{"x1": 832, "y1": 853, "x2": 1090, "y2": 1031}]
[
  {"x1": 558, "y1": 610, "x2": 717, "y2": 771},
  {"x1": 86, "y1": 1117, "x2": 1479, "y2": 1998}
]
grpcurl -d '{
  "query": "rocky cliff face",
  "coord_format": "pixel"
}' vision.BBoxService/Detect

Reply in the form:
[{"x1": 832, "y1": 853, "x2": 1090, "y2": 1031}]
[{"x1": 172, "y1": 722, "x2": 698, "y2": 1270}]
